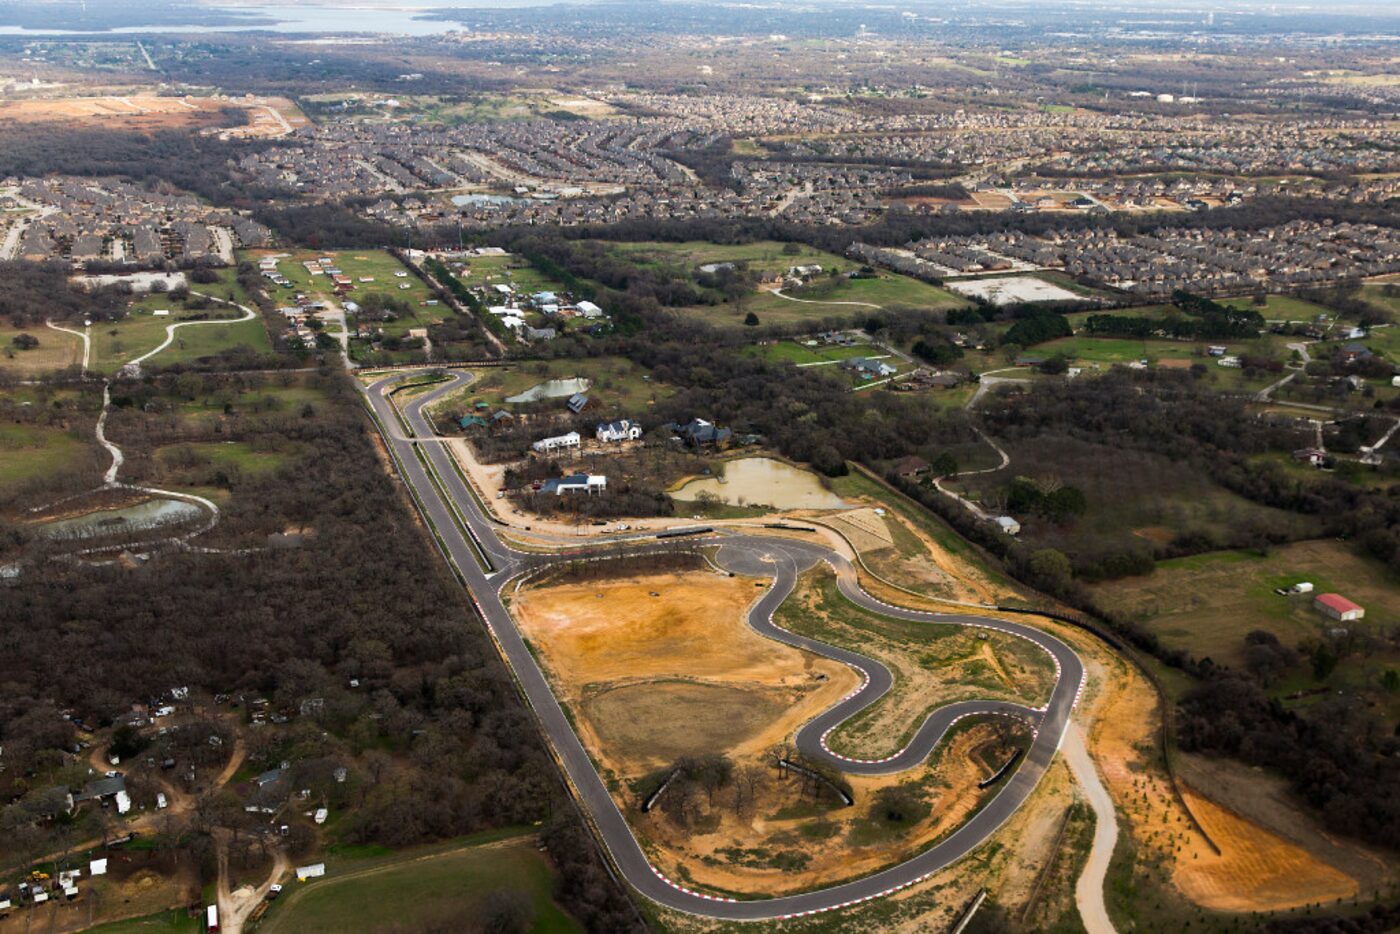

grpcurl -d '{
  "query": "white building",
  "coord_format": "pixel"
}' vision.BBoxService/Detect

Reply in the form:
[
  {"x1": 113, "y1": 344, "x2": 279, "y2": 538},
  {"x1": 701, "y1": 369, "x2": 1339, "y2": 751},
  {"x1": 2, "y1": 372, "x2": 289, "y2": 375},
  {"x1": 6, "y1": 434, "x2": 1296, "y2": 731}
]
[
  {"x1": 994, "y1": 516, "x2": 1021, "y2": 535},
  {"x1": 575, "y1": 300, "x2": 603, "y2": 318},
  {"x1": 596, "y1": 419, "x2": 643, "y2": 443},
  {"x1": 531, "y1": 431, "x2": 581, "y2": 454},
  {"x1": 543, "y1": 473, "x2": 606, "y2": 495}
]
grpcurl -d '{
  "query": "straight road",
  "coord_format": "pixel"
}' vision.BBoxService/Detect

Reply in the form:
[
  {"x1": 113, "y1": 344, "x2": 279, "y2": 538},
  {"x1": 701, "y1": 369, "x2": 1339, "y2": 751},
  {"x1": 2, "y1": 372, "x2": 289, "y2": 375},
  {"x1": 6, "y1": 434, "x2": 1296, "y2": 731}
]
[{"x1": 362, "y1": 370, "x2": 1085, "y2": 920}]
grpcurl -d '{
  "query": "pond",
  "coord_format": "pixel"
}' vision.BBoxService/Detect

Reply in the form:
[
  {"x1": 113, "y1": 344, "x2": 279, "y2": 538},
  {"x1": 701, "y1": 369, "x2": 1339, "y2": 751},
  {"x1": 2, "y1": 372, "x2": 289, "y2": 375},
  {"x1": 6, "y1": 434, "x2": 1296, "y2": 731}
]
[
  {"x1": 671, "y1": 457, "x2": 848, "y2": 511},
  {"x1": 36, "y1": 497, "x2": 205, "y2": 542},
  {"x1": 506, "y1": 377, "x2": 591, "y2": 404}
]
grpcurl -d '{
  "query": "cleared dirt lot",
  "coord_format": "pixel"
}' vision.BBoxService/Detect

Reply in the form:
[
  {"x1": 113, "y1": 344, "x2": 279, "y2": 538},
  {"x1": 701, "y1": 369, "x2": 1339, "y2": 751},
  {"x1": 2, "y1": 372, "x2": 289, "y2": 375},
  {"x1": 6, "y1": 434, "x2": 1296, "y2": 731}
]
[
  {"x1": 511, "y1": 570, "x2": 856, "y2": 774},
  {"x1": 0, "y1": 94, "x2": 303, "y2": 136},
  {"x1": 583, "y1": 681, "x2": 786, "y2": 766}
]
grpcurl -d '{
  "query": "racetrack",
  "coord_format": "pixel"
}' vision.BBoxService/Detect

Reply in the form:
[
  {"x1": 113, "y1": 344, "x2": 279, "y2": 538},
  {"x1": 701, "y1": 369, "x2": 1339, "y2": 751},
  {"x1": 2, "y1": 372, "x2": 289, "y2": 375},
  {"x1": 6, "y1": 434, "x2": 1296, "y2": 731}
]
[{"x1": 362, "y1": 369, "x2": 1085, "y2": 920}]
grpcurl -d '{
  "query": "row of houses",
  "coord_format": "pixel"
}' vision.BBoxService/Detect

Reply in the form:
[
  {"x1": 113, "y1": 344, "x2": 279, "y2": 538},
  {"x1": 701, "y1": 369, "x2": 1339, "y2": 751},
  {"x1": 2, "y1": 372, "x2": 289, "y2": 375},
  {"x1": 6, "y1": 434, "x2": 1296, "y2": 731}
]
[{"x1": 4, "y1": 175, "x2": 270, "y2": 267}]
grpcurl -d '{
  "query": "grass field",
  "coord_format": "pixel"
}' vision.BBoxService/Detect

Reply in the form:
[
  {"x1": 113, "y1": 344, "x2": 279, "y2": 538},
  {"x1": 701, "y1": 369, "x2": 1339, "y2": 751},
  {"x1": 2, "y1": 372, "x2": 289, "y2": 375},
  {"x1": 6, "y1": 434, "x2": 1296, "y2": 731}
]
[
  {"x1": 90, "y1": 276, "x2": 272, "y2": 374},
  {"x1": 616, "y1": 240, "x2": 967, "y2": 326},
  {"x1": 153, "y1": 440, "x2": 293, "y2": 487},
  {"x1": 1219, "y1": 294, "x2": 1331, "y2": 322},
  {"x1": 0, "y1": 423, "x2": 93, "y2": 486},
  {"x1": 1359, "y1": 282, "x2": 1400, "y2": 319},
  {"x1": 746, "y1": 340, "x2": 875, "y2": 366},
  {"x1": 259, "y1": 835, "x2": 579, "y2": 934},
  {"x1": 0, "y1": 323, "x2": 84, "y2": 374},
  {"x1": 118, "y1": 376, "x2": 331, "y2": 436},
  {"x1": 1092, "y1": 540, "x2": 1400, "y2": 716},
  {"x1": 450, "y1": 357, "x2": 669, "y2": 414},
  {"x1": 616, "y1": 240, "x2": 845, "y2": 276},
  {"x1": 733, "y1": 276, "x2": 966, "y2": 326}
]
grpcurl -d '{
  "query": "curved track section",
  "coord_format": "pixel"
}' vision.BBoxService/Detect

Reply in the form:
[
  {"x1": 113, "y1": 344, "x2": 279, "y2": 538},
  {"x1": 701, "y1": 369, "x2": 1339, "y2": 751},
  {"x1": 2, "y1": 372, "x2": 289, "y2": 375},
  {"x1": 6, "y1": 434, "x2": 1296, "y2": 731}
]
[{"x1": 362, "y1": 371, "x2": 1085, "y2": 921}]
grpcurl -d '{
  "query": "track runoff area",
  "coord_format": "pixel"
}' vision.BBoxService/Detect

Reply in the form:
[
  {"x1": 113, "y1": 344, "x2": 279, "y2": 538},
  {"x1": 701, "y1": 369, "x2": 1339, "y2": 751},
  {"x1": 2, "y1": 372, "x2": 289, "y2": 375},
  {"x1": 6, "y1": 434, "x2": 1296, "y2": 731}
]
[{"x1": 363, "y1": 370, "x2": 1085, "y2": 921}]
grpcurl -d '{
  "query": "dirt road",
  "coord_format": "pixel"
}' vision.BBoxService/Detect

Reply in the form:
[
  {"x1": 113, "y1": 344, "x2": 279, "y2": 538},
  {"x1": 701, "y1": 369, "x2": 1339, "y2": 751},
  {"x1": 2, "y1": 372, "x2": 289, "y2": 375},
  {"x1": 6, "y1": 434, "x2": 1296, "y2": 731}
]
[{"x1": 216, "y1": 830, "x2": 290, "y2": 934}]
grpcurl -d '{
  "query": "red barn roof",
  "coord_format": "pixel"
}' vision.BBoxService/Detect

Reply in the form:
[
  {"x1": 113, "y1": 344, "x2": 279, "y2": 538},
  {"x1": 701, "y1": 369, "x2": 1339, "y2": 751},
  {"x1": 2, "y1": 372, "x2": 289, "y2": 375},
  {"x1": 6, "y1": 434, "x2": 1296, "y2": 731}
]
[{"x1": 1315, "y1": 593, "x2": 1362, "y2": 614}]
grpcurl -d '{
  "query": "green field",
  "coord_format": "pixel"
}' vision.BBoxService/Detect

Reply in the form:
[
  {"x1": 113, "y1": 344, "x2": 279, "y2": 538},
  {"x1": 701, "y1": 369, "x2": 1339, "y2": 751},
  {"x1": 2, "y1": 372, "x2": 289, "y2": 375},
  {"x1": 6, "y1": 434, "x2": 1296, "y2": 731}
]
[
  {"x1": 90, "y1": 273, "x2": 273, "y2": 375},
  {"x1": 1360, "y1": 282, "x2": 1400, "y2": 318},
  {"x1": 301, "y1": 90, "x2": 614, "y2": 125},
  {"x1": 259, "y1": 836, "x2": 580, "y2": 934},
  {"x1": 0, "y1": 423, "x2": 93, "y2": 486},
  {"x1": 615, "y1": 240, "x2": 967, "y2": 326},
  {"x1": 260, "y1": 249, "x2": 432, "y2": 305},
  {"x1": 748, "y1": 340, "x2": 881, "y2": 366},
  {"x1": 449, "y1": 357, "x2": 669, "y2": 414},
  {"x1": 1064, "y1": 304, "x2": 1174, "y2": 330},
  {"x1": 92, "y1": 311, "x2": 271, "y2": 373},
  {"x1": 616, "y1": 240, "x2": 844, "y2": 276},
  {"x1": 948, "y1": 433, "x2": 1319, "y2": 570},
  {"x1": 1092, "y1": 539, "x2": 1400, "y2": 715},
  {"x1": 142, "y1": 376, "x2": 330, "y2": 432},
  {"x1": 1220, "y1": 294, "x2": 1331, "y2": 323}
]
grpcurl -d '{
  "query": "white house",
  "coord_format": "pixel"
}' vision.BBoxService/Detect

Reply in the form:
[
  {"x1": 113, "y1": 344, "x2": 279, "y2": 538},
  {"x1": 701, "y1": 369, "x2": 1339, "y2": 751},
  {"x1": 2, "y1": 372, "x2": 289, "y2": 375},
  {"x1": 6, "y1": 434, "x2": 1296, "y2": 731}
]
[
  {"x1": 994, "y1": 516, "x2": 1021, "y2": 535},
  {"x1": 596, "y1": 419, "x2": 643, "y2": 443},
  {"x1": 575, "y1": 300, "x2": 603, "y2": 318},
  {"x1": 531, "y1": 431, "x2": 581, "y2": 454}
]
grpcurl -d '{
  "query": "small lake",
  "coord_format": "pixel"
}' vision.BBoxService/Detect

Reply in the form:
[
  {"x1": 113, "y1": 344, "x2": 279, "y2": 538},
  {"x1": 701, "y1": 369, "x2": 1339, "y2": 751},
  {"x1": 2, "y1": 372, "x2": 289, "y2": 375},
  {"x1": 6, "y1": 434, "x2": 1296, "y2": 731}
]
[
  {"x1": 506, "y1": 377, "x2": 591, "y2": 404},
  {"x1": 671, "y1": 458, "x2": 848, "y2": 511},
  {"x1": 37, "y1": 498, "x2": 205, "y2": 541}
]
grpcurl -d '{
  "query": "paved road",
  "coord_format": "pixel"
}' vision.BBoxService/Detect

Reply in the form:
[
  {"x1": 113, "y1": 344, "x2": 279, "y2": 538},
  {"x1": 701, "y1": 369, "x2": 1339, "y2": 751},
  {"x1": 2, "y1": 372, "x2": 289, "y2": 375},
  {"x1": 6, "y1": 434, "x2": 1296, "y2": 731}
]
[
  {"x1": 1063, "y1": 724, "x2": 1119, "y2": 934},
  {"x1": 363, "y1": 370, "x2": 1085, "y2": 920}
]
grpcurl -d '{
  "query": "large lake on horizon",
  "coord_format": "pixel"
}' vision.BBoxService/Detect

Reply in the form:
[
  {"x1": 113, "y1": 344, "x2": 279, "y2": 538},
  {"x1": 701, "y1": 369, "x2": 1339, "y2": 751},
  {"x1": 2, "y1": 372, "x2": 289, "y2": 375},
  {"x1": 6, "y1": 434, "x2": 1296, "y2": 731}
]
[{"x1": 0, "y1": 2, "x2": 593, "y2": 36}]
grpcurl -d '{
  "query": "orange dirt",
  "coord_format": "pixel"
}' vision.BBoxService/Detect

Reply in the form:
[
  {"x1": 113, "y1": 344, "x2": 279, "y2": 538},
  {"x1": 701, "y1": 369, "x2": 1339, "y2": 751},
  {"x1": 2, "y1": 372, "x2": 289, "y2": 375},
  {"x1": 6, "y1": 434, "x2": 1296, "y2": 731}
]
[
  {"x1": 1087, "y1": 655, "x2": 1362, "y2": 913},
  {"x1": 1174, "y1": 790, "x2": 1358, "y2": 910}
]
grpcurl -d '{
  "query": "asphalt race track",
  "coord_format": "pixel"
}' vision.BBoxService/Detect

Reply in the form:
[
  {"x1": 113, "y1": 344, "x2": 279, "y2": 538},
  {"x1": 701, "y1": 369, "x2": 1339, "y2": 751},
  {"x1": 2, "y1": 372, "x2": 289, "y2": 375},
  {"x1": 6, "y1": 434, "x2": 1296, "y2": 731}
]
[{"x1": 362, "y1": 370, "x2": 1085, "y2": 921}]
